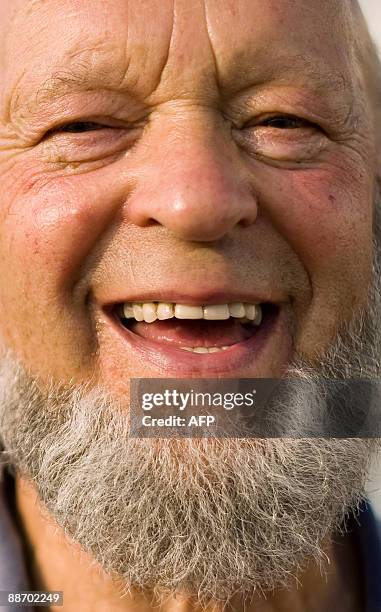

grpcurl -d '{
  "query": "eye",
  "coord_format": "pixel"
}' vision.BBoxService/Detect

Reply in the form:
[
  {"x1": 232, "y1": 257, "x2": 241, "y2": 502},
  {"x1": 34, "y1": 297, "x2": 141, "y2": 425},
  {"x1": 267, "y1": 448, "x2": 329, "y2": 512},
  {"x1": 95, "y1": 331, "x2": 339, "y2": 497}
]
[
  {"x1": 257, "y1": 115, "x2": 314, "y2": 130},
  {"x1": 233, "y1": 111, "x2": 327, "y2": 164},
  {"x1": 56, "y1": 121, "x2": 107, "y2": 133}
]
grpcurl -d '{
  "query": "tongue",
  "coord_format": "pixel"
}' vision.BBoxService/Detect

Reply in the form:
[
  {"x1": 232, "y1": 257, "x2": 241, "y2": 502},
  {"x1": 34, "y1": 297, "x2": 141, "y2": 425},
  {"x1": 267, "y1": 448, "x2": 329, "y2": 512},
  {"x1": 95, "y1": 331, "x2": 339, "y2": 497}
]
[{"x1": 129, "y1": 319, "x2": 254, "y2": 347}]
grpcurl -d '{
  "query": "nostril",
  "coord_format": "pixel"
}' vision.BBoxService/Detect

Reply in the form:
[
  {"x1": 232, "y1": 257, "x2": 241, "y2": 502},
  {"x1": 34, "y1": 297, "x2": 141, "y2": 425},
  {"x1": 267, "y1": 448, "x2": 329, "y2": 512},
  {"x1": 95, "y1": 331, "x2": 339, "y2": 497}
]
[
  {"x1": 131, "y1": 217, "x2": 160, "y2": 228},
  {"x1": 239, "y1": 217, "x2": 254, "y2": 228},
  {"x1": 145, "y1": 218, "x2": 160, "y2": 227}
]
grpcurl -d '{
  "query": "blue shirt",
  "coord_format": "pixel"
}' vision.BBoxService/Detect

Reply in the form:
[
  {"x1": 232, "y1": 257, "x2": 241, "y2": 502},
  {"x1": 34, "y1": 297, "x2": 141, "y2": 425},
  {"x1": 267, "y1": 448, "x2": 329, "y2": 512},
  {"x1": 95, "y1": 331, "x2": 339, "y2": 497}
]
[{"x1": 0, "y1": 469, "x2": 380, "y2": 611}]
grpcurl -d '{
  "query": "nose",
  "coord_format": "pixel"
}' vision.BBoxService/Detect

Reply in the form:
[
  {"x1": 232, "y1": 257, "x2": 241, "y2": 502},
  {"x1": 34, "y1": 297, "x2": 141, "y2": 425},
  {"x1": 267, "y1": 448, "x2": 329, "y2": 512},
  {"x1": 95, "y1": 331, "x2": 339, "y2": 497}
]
[{"x1": 126, "y1": 118, "x2": 258, "y2": 242}]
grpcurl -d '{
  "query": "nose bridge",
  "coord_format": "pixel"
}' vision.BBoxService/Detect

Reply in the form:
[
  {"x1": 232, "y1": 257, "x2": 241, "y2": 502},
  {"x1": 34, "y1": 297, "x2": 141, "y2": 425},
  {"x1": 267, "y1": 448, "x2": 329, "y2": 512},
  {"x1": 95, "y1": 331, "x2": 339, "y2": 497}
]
[{"x1": 126, "y1": 110, "x2": 258, "y2": 242}]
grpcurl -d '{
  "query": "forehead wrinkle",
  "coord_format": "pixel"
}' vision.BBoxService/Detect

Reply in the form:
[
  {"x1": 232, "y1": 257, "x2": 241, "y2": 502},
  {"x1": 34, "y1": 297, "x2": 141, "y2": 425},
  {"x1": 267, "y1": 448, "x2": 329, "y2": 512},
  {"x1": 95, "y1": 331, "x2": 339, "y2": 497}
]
[
  {"x1": 6, "y1": 1, "x2": 179, "y2": 118},
  {"x1": 5, "y1": 0, "x2": 359, "y2": 123}
]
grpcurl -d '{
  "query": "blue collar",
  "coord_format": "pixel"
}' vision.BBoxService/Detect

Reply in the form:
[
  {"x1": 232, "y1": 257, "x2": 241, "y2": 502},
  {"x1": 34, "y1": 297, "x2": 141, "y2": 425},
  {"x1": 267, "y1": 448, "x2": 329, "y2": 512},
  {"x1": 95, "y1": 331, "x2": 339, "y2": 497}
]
[{"x1": 348, "y1": 500, "x2": 381, "y2": 612}]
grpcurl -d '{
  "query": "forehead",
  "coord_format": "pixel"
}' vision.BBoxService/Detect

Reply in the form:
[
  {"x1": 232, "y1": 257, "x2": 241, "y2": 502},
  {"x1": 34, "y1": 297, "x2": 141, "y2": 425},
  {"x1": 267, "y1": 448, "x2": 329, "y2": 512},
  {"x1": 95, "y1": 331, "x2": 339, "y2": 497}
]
[{"x1": 2, "y1": 0, "x2": 354, "y2": 108}]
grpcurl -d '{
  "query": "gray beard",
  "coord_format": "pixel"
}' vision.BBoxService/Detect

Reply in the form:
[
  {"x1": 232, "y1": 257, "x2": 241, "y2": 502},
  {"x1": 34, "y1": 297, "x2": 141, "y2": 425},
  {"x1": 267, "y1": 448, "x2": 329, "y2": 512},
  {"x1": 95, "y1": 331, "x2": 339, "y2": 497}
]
[{"x1": 0, "y1": 205, "x2": 381, "y2": 604}]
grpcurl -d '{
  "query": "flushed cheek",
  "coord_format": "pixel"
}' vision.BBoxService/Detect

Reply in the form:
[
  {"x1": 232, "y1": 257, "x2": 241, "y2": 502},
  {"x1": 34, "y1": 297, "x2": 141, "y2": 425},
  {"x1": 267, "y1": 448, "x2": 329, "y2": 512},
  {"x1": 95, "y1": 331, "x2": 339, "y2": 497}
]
[
  {"x1": 287, "y1": 167, "x2": 372, "y2": 286},
  {"x1": 1, "y1": 162, "x2": 122, "y2": 290},
  {"x1": 0, "y1": 163, "x2": 122, "y2": 379},
  {"x1": 257, "y1": 161, "x2": 373, "y2": 352}
]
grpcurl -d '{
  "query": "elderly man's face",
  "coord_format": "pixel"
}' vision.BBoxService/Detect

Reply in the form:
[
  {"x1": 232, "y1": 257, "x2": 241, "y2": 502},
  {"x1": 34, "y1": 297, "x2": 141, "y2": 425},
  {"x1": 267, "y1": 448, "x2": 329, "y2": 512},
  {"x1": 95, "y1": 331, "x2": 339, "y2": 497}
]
[
  {"x1": 0, "y1": 0, "x2": 376, "y2": 391},
  {"x1": 1, "y1": 0, "x2": 381, "y2": 603}
]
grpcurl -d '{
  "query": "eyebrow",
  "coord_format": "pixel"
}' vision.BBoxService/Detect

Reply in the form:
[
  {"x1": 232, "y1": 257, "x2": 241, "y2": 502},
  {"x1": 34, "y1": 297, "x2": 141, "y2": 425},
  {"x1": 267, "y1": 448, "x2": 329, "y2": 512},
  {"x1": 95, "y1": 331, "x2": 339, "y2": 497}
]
[
  {"x1": 224, "y1": 51, "x2": 353, "y2": 98},
  {"x1": 34, "y1": 64, "x2": 123, "y2": 106},
  {"x1": 20, "y1": 51, "x2": 354, "y2": 117}
]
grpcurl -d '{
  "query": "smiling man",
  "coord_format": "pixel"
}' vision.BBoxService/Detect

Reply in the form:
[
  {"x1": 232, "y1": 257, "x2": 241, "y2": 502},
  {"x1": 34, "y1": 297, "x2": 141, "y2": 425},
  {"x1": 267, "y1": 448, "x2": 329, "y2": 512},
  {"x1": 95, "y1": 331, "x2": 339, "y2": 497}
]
[{"x1": 0, "y1": 0, "x2": 381, "y2": 611}]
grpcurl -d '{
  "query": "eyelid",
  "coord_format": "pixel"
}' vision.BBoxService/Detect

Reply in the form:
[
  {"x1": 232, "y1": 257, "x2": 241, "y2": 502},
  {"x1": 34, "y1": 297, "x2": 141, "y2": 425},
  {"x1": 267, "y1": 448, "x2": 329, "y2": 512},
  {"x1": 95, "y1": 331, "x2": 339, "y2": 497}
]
[
  {"x1": 42, "y1": 116, "x2": 139, "y2": 139},
  {"x1": 244, "y1": 113, "x2": 317, "y2": 129},
  {"x1": 45, "y1": 121, "x2": 114, "y2": 137},
  {"x1": 61, "y1": 121, "x2": 107, "y2": 132}
]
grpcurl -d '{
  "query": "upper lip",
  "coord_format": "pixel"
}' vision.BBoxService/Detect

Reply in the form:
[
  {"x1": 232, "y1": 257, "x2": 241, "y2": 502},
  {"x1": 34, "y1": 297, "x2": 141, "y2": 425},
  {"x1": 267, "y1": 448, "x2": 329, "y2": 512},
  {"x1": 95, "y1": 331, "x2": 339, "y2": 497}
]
[{"x1": 98, "y1": 287, "x2": 288, "y2": 309}]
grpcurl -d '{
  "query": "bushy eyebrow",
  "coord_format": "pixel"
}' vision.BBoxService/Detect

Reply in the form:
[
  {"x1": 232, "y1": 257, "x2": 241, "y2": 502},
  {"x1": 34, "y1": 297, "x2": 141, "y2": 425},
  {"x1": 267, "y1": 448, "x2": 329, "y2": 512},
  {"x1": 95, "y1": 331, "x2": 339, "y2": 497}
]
[
  {"x1": 34, "y1": 64, "x2": 123, "y2": 106},
  {"x1": 18, "y1": 51, "x2": 354, "y2": 119},
  {"x1": 225, "y1": 51, "x2": 353, "y2": 98}
]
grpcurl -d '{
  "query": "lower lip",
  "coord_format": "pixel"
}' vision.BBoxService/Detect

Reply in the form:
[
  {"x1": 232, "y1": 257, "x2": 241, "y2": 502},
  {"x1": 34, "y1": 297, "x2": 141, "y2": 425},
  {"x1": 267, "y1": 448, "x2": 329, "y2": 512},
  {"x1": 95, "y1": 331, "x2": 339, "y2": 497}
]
[{"x1": 104, "y1": 305, "x2": 283, "y2": 376}]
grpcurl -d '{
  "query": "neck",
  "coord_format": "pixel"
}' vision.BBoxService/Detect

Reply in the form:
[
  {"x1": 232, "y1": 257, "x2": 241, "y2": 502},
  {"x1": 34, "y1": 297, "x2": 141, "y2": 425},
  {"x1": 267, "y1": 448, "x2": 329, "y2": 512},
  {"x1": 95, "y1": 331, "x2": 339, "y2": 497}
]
[{"x1": 15, "y1": 476, "x2": 363, "y2": 612}]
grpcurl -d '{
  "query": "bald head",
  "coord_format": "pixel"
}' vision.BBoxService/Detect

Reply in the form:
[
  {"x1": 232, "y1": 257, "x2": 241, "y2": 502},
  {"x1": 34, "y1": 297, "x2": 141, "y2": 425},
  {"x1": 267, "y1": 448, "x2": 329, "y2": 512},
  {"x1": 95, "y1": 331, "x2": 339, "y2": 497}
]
[{"x1": 350, "y1": 2, "x2": 381, "y2": 156}]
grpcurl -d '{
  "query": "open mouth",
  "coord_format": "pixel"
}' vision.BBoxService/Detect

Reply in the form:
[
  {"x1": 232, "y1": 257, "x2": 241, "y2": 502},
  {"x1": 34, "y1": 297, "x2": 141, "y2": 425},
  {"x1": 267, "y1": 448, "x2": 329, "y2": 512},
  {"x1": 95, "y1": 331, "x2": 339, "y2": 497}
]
[
  {"x1": 99, "y1": 296, "x2": 288, "y2": 376},
  {"x1": 111, "y1": 301, "x2": 279, "y2": 354}
]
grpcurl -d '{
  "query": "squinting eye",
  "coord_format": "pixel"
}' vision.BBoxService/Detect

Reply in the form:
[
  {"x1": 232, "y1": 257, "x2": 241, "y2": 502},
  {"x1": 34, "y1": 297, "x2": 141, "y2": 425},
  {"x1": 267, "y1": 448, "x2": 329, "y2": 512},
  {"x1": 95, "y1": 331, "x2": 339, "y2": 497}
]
[
  {"x1": 57, "y1": 121, "x2": 106, "y2": 133},
  {"x1": 259, "y1": 115, "x2": 312, "y2": 129}
]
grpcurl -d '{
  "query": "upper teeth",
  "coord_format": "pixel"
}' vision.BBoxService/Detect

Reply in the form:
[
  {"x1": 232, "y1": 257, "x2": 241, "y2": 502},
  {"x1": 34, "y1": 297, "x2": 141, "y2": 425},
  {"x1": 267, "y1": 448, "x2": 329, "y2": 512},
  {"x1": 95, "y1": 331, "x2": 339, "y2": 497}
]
[{"x1": 122, "y1": 302, "x2": 263, "y2": 324}]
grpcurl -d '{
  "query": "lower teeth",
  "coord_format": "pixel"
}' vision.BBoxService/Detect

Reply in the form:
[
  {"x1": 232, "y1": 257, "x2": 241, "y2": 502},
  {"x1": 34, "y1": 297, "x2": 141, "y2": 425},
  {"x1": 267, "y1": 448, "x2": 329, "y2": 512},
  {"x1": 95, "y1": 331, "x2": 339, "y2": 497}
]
[{"x1": 181, "y1": 346, "x2": 231, "y2": 353}]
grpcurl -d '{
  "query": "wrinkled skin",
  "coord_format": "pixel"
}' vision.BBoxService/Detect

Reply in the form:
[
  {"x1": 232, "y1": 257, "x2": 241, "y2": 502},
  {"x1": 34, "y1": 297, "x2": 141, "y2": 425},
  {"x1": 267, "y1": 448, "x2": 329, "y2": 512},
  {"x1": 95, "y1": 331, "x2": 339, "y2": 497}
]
[{"x1": 0, "y1": 1, "x2": 379, "y2": 611}]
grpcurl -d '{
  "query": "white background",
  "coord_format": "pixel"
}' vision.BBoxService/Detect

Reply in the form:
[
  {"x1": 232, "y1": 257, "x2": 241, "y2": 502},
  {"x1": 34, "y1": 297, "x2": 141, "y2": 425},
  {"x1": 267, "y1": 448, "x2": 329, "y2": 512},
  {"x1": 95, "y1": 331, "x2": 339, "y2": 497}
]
[{"x1": 360, "y1": 0, "x2": 381, "y2": 49}]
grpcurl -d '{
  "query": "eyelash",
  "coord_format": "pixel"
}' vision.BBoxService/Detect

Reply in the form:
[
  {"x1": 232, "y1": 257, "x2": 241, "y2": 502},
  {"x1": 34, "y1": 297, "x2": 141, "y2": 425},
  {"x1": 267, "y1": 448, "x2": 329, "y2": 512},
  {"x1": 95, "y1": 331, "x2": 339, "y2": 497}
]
[
  {"x1": 51, "y1": 114, "x2": 314, "y2": 135},
  {"x1": 51, "y1": 121, "x2": 108, "y2": 134},
  {"x1": 245, "y1": 114, "x2": 316, "y2": 131},
  {"x1": 258, "y1": 115, "x2": 313, "y2": 129}
]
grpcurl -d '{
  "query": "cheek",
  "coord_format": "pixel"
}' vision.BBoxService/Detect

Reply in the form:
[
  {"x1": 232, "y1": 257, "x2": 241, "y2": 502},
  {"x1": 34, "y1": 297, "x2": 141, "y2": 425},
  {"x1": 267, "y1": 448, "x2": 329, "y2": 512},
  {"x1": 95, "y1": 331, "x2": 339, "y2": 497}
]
[
  {"x1": 0, "y1": 162, "x2": 123, "y2": 296},
  {"x1": 259, "y1": 165, "x2": 373, "y2": 307},
  {"x1": 0, "y1": 161, "x2": 122, "y2": 375}
]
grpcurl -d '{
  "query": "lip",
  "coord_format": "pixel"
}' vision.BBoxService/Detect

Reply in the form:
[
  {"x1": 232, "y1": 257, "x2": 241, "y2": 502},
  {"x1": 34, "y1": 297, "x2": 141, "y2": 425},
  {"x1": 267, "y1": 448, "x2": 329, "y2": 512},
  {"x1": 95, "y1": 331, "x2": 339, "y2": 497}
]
[
  {"x1": 101, "y1": 302, "x2": 290, "y2": 376},
  {"x1": 100, "y1": 289, "x2": 288, "y2": 309}
]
